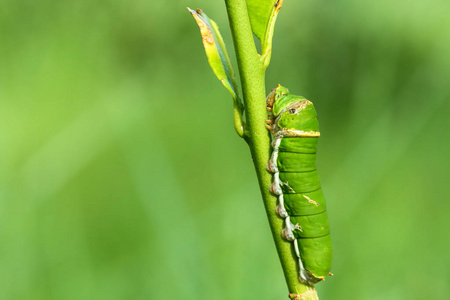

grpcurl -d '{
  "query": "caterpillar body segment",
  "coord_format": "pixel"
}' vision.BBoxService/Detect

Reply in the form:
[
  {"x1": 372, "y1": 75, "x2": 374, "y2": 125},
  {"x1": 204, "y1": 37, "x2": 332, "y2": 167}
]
[{"x1": 266, "y1": 85, "x2": 332, "y2": 285}]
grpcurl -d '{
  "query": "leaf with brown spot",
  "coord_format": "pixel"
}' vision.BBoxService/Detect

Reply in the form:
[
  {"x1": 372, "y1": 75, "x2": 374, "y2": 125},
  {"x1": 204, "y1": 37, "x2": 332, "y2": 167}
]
[{"x1": 188, "y1": 8, "x2": 238, "y2": 100}]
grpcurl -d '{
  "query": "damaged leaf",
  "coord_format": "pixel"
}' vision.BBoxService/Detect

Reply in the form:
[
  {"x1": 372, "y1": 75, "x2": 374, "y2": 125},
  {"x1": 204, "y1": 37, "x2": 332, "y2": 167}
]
[{"x1": 188, "y1": 8, "x2": 239, "y2": 100}]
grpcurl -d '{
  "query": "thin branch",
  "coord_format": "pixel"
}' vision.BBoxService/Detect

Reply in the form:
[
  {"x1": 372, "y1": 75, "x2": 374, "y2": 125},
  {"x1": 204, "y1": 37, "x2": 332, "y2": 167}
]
[{"x1": 224, "y1": 0, "x2": 317, "y2": 298}]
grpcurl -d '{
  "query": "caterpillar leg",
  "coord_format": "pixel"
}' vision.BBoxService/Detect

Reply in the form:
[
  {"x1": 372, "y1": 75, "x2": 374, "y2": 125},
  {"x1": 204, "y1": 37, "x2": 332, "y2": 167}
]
[
  {"x1": 276, "y1": 194, "x2": 288, "y2": 218},
  {"x1": 282, "y1": 217, "x2": 301, "y2": 241},
  {"x1": 270, "y1": 172, "x2": 283, "y2": 195}
]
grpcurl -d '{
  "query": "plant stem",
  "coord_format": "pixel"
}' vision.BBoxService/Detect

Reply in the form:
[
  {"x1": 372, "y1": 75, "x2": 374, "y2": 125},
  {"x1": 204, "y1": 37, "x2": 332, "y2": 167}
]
[{"x1": 224, "y1": 0, "x2": 318, "y2": 299}]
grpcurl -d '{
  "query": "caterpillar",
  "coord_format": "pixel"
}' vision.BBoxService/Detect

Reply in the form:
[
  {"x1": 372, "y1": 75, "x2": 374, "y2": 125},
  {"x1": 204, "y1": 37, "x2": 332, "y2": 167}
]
[{"x1": 265, "y1": 85, "x2": 332, "y2": 285}]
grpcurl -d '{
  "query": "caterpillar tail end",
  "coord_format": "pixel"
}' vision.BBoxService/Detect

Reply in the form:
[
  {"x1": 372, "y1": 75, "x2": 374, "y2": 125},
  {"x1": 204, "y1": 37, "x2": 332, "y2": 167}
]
[{"x1": 299, "y1": 269, "x2": 327, "y2": 286}]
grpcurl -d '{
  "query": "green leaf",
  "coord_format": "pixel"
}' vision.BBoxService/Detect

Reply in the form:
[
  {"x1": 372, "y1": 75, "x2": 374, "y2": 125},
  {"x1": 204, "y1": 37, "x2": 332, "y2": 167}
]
[
  {"x1": 247, "y1": 0, "x2": 276, "y2": 41},
  {"x1": 188, "y1": 8, "x2": 239, "y2": 100},
  {"x1": 246, "y1": 0, "x2": 283, "y2": 68}
]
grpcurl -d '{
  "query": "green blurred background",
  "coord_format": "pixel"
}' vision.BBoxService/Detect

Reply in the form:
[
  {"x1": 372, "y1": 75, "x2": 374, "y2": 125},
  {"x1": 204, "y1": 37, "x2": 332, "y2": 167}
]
[{"x1": 1, "y1": 0, "x2": 449, "y2": 299}]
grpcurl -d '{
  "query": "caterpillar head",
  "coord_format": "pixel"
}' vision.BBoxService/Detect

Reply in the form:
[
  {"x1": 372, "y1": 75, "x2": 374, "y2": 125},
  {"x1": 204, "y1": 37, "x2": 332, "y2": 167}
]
[{"x1": 266, "y1": 85, "x2": 320, "y2": 137}]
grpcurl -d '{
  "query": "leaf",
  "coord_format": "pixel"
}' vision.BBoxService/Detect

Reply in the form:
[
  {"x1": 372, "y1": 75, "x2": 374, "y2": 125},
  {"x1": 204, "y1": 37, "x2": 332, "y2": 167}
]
[
  {"x1": 247, "y1": 0, "x2": 281, "y2": 41},
  {"x1": 188, "y1": 8, "x2": 238, "y2": 100},
  {"x1": 246, "y1": 0, "x2": 283, "y2": 67}
]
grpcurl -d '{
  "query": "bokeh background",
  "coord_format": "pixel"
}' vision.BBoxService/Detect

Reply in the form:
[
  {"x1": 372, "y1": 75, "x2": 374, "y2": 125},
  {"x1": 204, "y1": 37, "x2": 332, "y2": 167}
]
[{"x1": 1, "y1": 0, "x2": 449, "y2": 299}]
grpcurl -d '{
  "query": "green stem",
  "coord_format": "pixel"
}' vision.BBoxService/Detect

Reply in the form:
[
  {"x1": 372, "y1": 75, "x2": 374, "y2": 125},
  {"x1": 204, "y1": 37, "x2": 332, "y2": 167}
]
[{"x1": 224, "y1": 0, "x2": 318, "y2": 299}]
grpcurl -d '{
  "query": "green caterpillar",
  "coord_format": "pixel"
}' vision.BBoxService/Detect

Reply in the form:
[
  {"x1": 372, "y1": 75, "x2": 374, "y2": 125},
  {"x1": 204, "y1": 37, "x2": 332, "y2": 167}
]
[{"x1": 266, "y1": 85, "x2": 333, "y2": 285}]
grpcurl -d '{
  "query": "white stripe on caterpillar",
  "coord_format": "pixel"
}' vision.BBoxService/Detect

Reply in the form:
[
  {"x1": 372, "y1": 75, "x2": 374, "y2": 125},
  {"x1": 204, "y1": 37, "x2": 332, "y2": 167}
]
[
  {"x1": 293, "y1": 239, "x2": 311, "y2": 283},
  {"x1": 268, "y1": 138, "x2": 281, "y2": 173}
]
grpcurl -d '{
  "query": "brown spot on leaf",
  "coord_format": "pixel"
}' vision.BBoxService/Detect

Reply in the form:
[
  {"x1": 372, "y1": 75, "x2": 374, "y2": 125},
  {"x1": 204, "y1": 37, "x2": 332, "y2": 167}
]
[{"x1": 189, "y1": 8, "x2": 215, "y2": 45}]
